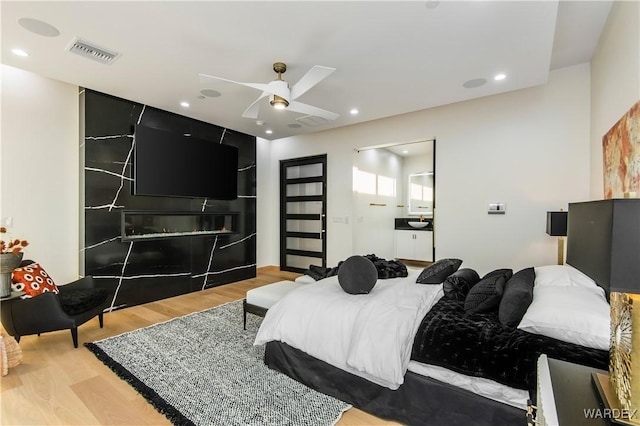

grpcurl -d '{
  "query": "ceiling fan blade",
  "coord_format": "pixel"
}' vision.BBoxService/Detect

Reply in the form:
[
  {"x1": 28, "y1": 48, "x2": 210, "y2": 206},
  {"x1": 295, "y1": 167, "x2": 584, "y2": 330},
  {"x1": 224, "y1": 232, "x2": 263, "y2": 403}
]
[
  {"x1": 241, "y1": 92, "x2": 270, "y2": 119},
  {"x1": 265, "y1": 80, "x2": 291, "y2": 100},
  {"x1": 290, "y1": 66, "x2": 336, "y2": 100},
  {"x1": 199, "y1": 73, "x2": 272, "y2": 93},
  {"x1": 287, "y1": 101, "x2": 339, "y2": 121}
]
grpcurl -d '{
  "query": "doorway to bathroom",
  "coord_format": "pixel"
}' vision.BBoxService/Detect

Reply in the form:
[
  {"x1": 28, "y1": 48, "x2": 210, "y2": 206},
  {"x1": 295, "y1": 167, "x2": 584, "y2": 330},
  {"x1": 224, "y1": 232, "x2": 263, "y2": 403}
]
[{"x1": 352, "y1": 139, "x2": 435, "y2": 262}]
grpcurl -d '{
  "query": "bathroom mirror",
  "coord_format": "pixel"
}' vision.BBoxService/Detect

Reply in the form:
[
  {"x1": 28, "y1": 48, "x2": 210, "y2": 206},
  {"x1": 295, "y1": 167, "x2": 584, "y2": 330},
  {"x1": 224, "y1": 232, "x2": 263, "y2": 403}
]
[
  {"x1": 407, "y1": 172, "x2": 434, "y2": 216},
  {"x1": 352, "y1": 139, "x2": 435, "y2": 259}
]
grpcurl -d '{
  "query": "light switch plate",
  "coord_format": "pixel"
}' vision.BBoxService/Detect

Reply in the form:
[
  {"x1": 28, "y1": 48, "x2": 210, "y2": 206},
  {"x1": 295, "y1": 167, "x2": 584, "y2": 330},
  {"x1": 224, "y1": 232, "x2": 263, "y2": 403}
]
[{"x1": 488, "y1": 203, "x2": 506, "y2": 214}]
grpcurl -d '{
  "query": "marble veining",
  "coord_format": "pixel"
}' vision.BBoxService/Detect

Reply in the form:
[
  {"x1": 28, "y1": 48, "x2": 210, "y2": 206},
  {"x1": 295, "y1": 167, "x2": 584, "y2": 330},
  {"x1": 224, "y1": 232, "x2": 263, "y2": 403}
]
[
  {"x1": 83, "y1": 89, "x2": 256, "y2": 310},
  {"x1": 192, "y1": 263, "x2": 257, "y2": 279},
  {"x1": 220, "y1": 232, "x2": 256, "y2": 250},
  {"x1": 107, "y1": 140, "x2": 135, "y2": 212},
  {"x1": 84, "y1": 166, "x2": 133, "y2": 181},
  {"x1": 81, "y1": 236, "x2": 121, "y2": 251},
  {"x1": 85, "y1": 134, "x2": 134, "y2": 140},
  {"x1": 85, "y1": 205, "x2": 125, "y2": 210},
  {"x1": 202, "y1": 235, "x2": 218, "y2": 290},
  {"x1": 108, "y1": 240, "x2": 133, "y2": 312}
]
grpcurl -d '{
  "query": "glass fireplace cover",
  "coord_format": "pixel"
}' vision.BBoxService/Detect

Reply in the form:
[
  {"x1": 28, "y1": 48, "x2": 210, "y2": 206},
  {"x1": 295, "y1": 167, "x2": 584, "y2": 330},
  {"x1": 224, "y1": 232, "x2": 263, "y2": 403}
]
[{"x1": 121, "y1": 211, "x2": 238, "y2": 241}]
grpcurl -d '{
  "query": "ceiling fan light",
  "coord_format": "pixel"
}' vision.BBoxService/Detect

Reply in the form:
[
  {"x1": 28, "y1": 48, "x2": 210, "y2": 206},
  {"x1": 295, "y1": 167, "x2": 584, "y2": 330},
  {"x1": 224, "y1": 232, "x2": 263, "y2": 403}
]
[{"x1": 270, "y1": 95, "x2": 289, "y2": 110}]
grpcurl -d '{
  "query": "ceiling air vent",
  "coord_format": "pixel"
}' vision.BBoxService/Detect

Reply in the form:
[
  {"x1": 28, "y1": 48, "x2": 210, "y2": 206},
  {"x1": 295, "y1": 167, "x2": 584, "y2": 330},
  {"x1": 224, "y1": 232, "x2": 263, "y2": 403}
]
[
  {"x1": 67, "y1": 38, "x2": 120, "y2": 65},
  {"x1": 296, "y1": 115, "x2": 329, "y2": 127}
]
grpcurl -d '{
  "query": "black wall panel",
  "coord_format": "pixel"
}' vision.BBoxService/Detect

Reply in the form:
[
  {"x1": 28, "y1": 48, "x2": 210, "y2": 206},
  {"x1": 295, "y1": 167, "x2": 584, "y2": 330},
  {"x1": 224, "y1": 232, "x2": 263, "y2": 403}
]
[{"x1": 82, "y1": 90, "x2": 256, "y2": 311}]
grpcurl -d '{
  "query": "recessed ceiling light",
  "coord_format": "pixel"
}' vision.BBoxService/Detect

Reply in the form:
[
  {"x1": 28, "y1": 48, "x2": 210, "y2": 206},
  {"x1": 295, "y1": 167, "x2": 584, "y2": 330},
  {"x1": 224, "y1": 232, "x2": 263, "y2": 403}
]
[
  {"x1": 350, "y1": 108, "x2": 359, "y2": 115},
  {"x1": 11, "y1": 48, "x2": 29, "y2": 57},
  {"x1": 180, "y1": 101, "x2": 190, "y2": 108},
  {"x1": 18, "y1": 17, "x2": 60, "y2": 37},
  {"x1": 494, "y1": 73, "x2": 506, "y2": 81},
  {"x1": 265, "y1": 129, "x2": 273, "y2": 134},
  {"x1": 462, "y1": 78, "x2": 487, "y2": 89},
  {"x1": 402, "y1": 150, "x2": 409, "y2": 154}
]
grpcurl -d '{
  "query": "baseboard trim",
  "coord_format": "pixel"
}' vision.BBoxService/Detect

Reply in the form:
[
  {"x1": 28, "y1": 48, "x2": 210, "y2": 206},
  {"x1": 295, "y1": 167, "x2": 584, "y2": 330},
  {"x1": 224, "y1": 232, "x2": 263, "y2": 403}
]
[{"x1": 257, "y1": 265, "x2": 280, "y2": 273}]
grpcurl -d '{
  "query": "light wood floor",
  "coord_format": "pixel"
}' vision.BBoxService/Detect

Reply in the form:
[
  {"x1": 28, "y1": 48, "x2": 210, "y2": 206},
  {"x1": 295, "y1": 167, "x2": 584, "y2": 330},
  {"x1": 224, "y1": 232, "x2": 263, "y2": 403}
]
[{"x1": 0, "y1": 267, "x2": 400, "y2": 426}]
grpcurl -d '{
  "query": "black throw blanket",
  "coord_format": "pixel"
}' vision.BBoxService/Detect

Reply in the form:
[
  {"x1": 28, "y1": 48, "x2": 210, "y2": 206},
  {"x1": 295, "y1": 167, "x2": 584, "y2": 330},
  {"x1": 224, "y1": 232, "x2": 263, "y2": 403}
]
[
  {"x1": 411, "y1": 297, "x2": 609, "y2": 392},
  {"x1": 304, "y1": 254, "x2": 408, "y2": 281}
]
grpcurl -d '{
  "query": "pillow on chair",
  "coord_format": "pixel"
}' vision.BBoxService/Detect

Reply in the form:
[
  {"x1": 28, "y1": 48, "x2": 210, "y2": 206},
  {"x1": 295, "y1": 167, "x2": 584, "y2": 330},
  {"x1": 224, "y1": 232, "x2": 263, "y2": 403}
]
[
  {"x1": 11, "y1": 263, "x2": 59, "y2": 298},
  {"x1": 59, "y1": 288, "x2": 109, "y2": 315}
]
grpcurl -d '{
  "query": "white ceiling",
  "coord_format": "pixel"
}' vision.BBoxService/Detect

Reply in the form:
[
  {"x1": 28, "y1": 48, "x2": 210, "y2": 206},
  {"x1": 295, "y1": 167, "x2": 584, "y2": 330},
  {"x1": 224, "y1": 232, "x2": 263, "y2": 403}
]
[{"x1": 1, "y1": 1, "x2": 612, "y2": 140}]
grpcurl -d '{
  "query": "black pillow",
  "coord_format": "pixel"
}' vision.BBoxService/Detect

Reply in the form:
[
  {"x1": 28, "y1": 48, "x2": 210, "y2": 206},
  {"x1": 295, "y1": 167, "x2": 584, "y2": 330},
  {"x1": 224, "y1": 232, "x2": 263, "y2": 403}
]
[
  {"x1": 416, "y1": 258, "x2": 463, "y2": 284},
  {"x1": 498, "y1": 267, "x2": 535, "y2": 327},
  {"x1": 443, "y1": 268, "x2": 481, "y2": 301},
  {"x1": 337, "y1": 255, "x2": 378, "y2": 294},
  {"x1": 464, "y1": 274, "x2": 506, "y2": 314},
  {"x1": 482, "y1": 268, "x2": 513, "y2": 281}
]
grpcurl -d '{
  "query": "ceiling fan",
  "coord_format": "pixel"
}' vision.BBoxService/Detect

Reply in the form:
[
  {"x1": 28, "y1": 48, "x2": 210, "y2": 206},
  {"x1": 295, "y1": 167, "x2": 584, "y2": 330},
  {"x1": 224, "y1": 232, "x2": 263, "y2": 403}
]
[{"x1": 199, "y1": 62, "x2": 339, "y2": 121}]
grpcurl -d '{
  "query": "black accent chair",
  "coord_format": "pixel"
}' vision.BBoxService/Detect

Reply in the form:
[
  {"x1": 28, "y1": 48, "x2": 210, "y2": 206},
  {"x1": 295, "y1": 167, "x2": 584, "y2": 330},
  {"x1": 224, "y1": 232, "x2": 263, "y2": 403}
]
[{"x1": 0, "y1": 260, "x2": 109, "y2": 348}]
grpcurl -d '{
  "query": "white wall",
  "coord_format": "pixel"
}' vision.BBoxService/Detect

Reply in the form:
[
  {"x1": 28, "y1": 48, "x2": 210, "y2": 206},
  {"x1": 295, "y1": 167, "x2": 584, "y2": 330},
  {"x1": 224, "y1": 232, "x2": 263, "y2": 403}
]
[
  {"x1": 0, "y1": 65, "x2": 80, "y2": 283},
  {"x1": 590, "y1": 0, "x2": 640, "y2": 198},
  {"x1": 255, "y1": 137, "x2": 274, "y2": 268},
  {"x1": 260, "y1": 64, "x2": 592, "y2": 275}
]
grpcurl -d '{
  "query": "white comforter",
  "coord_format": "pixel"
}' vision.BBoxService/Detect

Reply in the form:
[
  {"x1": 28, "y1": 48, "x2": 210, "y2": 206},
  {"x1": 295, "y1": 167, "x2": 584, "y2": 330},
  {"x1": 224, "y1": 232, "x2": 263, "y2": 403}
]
[{"x1": 254, "y1": 270, "x2": 443, "y2": 390}]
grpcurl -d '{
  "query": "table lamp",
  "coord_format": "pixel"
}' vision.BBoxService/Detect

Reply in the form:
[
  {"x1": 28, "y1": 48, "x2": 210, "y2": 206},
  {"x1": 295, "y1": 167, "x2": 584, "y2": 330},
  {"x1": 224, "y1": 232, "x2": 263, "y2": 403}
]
[
  {"x1": 566, "y1": 199, "x2": 640, "y2": 424},
  {"x1": 546, "y1": 210, "x2": 568, "y2": 265}
]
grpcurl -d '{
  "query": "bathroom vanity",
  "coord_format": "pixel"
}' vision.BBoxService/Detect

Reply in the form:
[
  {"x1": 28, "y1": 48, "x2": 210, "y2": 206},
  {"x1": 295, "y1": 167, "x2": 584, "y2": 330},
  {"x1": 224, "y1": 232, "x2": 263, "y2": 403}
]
[{"x1": 394, "y1": 218, "x2": 433, "y2": 262}]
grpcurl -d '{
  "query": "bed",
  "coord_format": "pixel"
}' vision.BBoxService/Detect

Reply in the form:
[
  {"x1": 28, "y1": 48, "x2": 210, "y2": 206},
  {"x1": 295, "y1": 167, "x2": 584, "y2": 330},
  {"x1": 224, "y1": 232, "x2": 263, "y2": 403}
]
[{"x1": 254, "y1": 245, "x2": 611, "y2": 425}]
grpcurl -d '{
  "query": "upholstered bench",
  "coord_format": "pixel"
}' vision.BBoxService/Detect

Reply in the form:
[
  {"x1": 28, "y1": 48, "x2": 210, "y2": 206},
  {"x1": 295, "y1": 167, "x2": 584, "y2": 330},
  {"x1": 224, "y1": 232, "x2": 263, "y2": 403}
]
[{"x1": 243, "y1": 280, "x2": 303, "y2": 329}]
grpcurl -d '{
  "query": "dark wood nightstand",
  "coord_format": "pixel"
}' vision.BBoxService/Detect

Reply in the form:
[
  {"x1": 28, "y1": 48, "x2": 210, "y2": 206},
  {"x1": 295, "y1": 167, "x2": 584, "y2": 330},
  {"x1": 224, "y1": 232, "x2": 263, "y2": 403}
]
[{"x1": 535, "y1": 355, "x2": 611, "y2": 425}]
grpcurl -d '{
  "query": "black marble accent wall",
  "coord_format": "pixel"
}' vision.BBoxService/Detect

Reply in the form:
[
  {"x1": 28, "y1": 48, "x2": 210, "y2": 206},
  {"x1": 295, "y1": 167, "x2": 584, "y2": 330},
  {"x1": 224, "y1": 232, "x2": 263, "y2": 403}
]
[{"x1": 82, "y1": 89, "x2": 256, "y2": 311}]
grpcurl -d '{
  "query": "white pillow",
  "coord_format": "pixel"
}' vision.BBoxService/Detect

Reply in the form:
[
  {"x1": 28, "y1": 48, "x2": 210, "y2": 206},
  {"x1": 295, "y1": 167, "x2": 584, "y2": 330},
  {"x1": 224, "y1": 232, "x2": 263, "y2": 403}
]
[
  {"x1": 294, "y1": 274, "x2": 316, "y2": 284},
  {"x1": 517, "y1": 285, "x2": 610, "y2": 350},
  {"x1": 534, "y1": 264, "x2": 602, "y2": 292}
]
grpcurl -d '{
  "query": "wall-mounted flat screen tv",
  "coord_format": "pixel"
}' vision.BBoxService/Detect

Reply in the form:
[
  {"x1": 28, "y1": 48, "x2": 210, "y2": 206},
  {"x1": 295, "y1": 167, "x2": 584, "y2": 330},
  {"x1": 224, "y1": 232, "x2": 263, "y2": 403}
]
[{"x1": 133, "y1": 125, "x2": 238, "y2": 200}]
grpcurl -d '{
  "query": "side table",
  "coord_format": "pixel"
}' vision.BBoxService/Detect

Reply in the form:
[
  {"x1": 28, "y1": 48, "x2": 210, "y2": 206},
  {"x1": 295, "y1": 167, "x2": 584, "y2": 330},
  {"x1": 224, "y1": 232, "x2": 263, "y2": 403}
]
[
  {"x1": 0, "y1": 333, "x2": 22, "y2": 376},
  {"x1": 535, "y1": 354, "x2": 611, "y2": 425},
  {"x1": 1, "y1": 290, "x2": 25, "y2": 376}
]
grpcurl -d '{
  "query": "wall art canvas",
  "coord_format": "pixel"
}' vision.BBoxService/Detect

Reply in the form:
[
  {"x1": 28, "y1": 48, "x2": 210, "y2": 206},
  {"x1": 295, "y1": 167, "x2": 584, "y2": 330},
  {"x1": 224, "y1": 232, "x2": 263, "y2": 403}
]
[{"x1": 603, "y1": 100, "x2": 640, "y2": 199}]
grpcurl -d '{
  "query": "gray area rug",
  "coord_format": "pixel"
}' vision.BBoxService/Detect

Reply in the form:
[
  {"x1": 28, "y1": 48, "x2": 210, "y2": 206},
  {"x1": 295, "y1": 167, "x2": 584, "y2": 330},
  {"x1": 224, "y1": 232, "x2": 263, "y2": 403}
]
[{"x1": 86, "y1": 300, "x2": 351, "y2": 426}]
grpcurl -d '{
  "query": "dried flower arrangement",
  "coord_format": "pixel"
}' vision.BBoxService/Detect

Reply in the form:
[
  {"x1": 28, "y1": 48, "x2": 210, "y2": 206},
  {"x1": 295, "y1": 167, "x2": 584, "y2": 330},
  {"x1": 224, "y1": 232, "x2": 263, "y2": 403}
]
[{"x1": 0, "y1": 227, "x2": 28, "y2": 254}]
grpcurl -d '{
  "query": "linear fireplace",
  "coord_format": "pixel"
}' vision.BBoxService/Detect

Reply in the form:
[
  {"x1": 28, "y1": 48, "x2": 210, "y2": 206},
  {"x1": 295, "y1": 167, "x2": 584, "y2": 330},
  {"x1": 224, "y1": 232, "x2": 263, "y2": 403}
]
[{"x1": 121, "y1": 211, "x2": 238, "y2": 241}]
